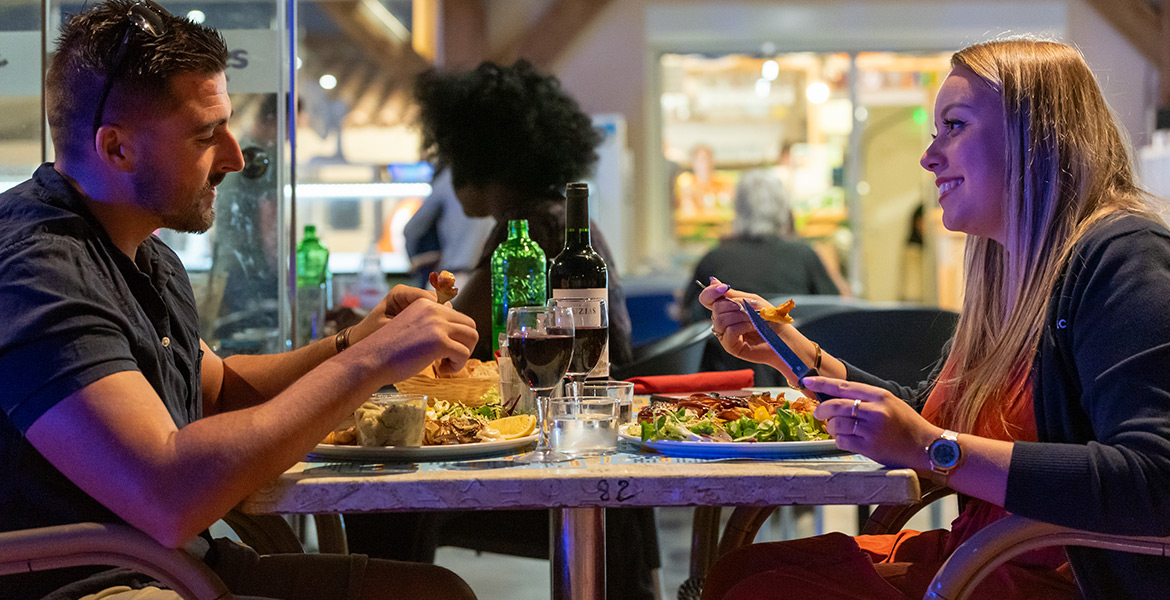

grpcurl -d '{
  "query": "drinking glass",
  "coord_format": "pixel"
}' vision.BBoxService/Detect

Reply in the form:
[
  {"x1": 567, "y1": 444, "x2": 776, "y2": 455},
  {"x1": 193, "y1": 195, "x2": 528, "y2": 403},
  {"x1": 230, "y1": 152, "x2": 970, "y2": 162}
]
[
  {"x1": 548, "y1": 297, "x2": 608, "y2": 394},
  {"x1": 507, "y1": 306, "x2": 575, "y2": 463},
  {"x1": 580, "y1": 381, "x2": 636, "y2": 426},
  {"x1": 548, "y1": 395, "x2": 619, "y2": 457}
]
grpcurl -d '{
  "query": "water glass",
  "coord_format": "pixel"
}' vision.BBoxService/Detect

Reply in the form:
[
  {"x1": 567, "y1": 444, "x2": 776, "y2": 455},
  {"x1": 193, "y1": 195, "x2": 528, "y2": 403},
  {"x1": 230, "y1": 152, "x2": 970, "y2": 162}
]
[
  {"x1": 548, "y1": 396, "x2": 619, "y2": 457},
  {"x1": 580, "y1": 381, "x2": 636, "y2": 425}
]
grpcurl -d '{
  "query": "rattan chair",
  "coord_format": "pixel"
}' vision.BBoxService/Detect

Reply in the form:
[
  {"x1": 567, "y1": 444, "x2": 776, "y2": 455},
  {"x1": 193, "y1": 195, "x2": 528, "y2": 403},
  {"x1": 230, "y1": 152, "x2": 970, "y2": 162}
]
[
  {"x1": 0, "y1": 522, "x2": 233, "y2": 600},
  {"x1": 924, "y1": 514, "x2": 1170, "y2": 600}
]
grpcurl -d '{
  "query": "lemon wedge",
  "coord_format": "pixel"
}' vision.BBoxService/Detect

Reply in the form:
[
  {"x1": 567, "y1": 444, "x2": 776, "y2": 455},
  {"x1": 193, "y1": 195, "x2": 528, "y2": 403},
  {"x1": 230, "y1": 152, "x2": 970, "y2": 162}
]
[{"x1": 488, "y1": 414, "x2": 536, "y2": 439}]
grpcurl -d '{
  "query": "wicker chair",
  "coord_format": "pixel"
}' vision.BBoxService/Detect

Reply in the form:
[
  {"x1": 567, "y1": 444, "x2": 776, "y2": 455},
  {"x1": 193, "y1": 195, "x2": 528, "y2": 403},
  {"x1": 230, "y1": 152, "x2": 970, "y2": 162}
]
[
  {"x1": 0, "y1": 522, "x2": 232, "y2": 600},
  {"x1": 925, "y1": 514, "x2": 1170, "y2": 600},
  {"x1": 0, "y1": 510, "x2": 346, "y2": 600}
]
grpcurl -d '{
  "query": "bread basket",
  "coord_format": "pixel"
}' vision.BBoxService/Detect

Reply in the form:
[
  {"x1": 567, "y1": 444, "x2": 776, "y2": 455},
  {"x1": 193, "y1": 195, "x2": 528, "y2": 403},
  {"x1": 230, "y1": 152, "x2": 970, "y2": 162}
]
[{"x1": 395, "y1": 375, "x2": 498, "y2": 407}]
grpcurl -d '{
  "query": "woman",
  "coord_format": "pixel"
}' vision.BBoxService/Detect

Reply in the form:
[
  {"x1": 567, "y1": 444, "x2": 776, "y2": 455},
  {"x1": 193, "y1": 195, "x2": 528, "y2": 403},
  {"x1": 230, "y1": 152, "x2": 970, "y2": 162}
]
[
  {"x1": 412, "y1": 59, "x2": 633, "y2": 366},
  {"x1": 698, "y1": 39, "x2": 1170, "y2": 599}
]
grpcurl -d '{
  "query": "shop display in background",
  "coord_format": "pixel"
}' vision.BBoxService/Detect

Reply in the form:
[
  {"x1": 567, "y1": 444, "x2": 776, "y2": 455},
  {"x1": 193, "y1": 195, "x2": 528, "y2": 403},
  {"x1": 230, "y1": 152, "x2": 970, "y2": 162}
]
[{"x1": 673, "y1": 143, "x2": 735, "y2": 241}]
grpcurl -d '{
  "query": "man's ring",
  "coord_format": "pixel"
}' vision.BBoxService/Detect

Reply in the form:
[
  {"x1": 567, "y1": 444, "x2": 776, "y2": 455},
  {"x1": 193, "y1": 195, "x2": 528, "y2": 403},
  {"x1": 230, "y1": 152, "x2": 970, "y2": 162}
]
[{"x1": 851, "y1": 399, "x2": 860, "y2": 418}]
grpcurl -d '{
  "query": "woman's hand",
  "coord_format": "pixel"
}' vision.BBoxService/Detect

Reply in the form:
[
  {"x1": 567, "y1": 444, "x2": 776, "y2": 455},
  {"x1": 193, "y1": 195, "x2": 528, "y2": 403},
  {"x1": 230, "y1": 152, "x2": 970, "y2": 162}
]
[
  {"x1": 806, "y1": 376, "x2": 940, "y2": 470},
  {"x1": 699, "y1": 278, "x2": 806, "y2": 382}
]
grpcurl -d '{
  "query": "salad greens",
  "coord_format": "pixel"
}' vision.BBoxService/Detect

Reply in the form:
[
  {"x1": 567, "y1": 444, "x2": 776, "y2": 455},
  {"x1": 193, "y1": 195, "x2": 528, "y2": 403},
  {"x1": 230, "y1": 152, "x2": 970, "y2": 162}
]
[
  {"x1": 428, "y1": 388, "x2": 507, "y2": 421},
  {"x1": 634, "y1": 401, "x2": 829, "y2": 443}
]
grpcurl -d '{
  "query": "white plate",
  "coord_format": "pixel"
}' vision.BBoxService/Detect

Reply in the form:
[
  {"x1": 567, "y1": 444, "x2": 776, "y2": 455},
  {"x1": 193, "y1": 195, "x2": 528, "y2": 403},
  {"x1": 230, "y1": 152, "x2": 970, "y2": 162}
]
[
  {"x1": 309, "y1": 434, "x2": 537, "y2": 462},
  {"x1": 618, "y1": 426, "x2": 841, "y2": 459}
]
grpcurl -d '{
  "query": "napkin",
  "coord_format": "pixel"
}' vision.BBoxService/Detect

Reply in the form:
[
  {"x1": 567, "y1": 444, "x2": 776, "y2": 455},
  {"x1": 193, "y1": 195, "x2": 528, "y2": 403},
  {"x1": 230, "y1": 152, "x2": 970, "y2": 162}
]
[{"x1": 625, "y1": 369, "x2": 755, "y2": 395}]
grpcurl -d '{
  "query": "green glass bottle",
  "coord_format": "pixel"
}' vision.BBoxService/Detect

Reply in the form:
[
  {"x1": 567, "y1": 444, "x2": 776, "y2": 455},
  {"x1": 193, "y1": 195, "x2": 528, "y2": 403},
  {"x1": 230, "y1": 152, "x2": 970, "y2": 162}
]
[
  {"x1": 491, "y1": 219, "x2": 547, "y2": 351},
  {"x1": 295, "y1": 225, "x2": 330, "y2": 348}
]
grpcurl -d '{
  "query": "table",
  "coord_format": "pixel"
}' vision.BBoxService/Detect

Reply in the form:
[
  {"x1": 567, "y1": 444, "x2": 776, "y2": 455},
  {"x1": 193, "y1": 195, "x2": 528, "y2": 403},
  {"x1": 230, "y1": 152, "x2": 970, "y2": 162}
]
[{"x1": 238, "y1": 451, "x2": 921, "y2": 599}]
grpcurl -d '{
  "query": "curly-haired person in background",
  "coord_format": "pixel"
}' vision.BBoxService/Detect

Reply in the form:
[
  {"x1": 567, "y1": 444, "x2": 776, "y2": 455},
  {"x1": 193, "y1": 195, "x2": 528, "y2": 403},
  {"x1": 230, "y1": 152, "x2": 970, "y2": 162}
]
[
  {"x1": 413, "y1": 59, "x2": 633, "y2": 365},
  {"x1": 345, "y1": 60, "x2": 659, "y2": 600}
]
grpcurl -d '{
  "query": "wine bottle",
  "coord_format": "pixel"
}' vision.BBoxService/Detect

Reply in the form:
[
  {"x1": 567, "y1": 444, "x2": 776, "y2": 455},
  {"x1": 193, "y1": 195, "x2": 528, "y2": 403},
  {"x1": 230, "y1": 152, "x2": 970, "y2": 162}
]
[
  {"x1": 548, "y1": 182, "x2": 610, "y2": 379},
  {"x1": 295, "y1": 224, "x2": 329, "y2": 348},
  {"x1": 491, "y1": 219, "x2": 547, "y2": 352}
]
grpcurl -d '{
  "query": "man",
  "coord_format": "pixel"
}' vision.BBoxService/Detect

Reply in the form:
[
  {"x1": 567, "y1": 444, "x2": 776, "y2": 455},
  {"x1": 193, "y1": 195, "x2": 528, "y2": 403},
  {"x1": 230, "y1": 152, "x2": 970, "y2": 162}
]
[{"x1": 0, "y1": 2, "x2": 479, "y2": 598}]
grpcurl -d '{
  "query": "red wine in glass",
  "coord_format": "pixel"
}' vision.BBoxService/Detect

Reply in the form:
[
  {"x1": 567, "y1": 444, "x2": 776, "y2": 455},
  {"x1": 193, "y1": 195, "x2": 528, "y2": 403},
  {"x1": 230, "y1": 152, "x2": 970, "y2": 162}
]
[
  {"x1": 567, "y1": 326, "x2": 607, "y2": 375},
  {"x1": 508, "y1": 332, "x2": 574, "y2": 390}
]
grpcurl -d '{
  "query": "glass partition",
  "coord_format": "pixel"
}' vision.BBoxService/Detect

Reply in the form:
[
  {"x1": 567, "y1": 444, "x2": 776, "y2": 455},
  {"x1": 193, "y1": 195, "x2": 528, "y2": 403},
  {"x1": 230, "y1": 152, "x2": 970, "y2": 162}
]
[
  {"x1": 0, "y1": 1, "x2": 45, "y2": 191},
  {"x1": 27, "y1": 0, "x2": 293, "y2": 355}
]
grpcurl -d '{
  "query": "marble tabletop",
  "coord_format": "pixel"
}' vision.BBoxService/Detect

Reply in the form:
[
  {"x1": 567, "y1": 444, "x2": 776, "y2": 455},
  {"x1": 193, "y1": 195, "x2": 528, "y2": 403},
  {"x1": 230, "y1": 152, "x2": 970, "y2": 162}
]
[{"x1": 238, "y1": 452, "x2": 921, "y2": 516}]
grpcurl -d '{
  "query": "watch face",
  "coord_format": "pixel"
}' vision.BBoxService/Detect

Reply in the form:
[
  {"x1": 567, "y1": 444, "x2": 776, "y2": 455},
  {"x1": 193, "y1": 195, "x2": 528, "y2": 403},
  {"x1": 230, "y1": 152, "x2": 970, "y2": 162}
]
[{"x1": 930, "y1": 440, "x2": 961, "y2": 469}]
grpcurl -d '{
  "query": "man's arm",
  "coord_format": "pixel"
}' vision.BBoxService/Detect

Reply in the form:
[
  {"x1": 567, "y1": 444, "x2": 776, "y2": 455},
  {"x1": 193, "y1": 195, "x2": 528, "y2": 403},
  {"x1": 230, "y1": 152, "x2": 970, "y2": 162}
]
[
  {"x1": 28, "y1": 299, "x2": 477, "y2": 548},
  {"x1": 204, "y1": 285, "x2": 444, "y2": 415}
]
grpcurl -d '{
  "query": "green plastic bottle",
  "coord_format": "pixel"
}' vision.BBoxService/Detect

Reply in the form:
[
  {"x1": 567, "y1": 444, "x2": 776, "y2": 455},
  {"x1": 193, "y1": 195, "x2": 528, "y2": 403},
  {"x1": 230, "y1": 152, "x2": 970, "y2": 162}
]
[
  {"x1": 295, "y1": 225, "x2": 330, "y2": 347},
  {"x1": 491, "y1": 219, "x2": 547, "y2": 351}
]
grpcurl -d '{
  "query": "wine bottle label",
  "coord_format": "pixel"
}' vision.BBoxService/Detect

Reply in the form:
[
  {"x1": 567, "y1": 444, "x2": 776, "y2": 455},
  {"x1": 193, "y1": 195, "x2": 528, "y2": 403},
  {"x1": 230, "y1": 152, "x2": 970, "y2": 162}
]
[{"x1": 551, "y1": 287, "x2": 609, "y2": 378}]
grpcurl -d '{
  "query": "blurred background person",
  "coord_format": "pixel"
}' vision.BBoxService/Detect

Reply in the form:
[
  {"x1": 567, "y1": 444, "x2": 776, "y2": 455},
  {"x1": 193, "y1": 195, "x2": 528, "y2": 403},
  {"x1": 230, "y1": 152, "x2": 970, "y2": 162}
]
[
  {"x1": 403, "y1": 167, "x2": 494, "y2": 288},
  {"x1": 900, "y1": 204, "x2": 927, "y2": 303},
  {"x1": 680, "y1": 169, "x2": 839, "y2": 325},
  {"x1": 202, "y1": 94, "x2": 282, "y2": 353}
]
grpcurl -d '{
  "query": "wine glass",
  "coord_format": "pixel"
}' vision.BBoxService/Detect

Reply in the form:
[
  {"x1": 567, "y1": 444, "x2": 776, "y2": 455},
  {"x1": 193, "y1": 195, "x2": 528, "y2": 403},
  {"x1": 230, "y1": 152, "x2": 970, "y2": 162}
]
[
  {"x1": 548, "y1": 297, "x2": 608, "y2": 395},
  {"x1": 507, "y1": 305, "x2": 575, "y2": 464}
]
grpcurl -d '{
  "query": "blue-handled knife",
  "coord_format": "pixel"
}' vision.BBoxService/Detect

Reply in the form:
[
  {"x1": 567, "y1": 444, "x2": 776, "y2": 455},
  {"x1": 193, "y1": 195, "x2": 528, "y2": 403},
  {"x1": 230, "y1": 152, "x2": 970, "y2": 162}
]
[{"x1": 742, "y1": 303, "x2": 831, "y2": 401}]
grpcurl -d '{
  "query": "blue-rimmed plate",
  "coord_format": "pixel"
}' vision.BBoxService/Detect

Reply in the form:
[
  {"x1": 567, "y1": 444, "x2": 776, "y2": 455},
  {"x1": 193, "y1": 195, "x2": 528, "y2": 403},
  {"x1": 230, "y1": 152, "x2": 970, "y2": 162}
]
[{"x1": 618, "y1": 425, "x2": 840, "y2": 459}]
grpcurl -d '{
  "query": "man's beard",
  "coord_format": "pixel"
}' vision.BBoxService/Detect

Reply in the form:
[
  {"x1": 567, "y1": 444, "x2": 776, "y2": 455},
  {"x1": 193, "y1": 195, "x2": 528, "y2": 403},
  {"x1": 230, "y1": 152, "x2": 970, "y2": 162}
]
[
  {"x1": 134, "y1": 173, "x2": 221, "y2": 234},
  {"x1": 167, "y1": 184, "x2": 216, "y2": 234}
]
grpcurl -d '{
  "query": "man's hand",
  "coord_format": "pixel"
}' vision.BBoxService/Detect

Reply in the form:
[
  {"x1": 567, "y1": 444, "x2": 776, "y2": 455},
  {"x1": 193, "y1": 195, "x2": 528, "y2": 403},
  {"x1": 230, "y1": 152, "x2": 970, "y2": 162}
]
[
  {"x1": 354, "y1": 298, "x2": 478, "y2": 381},
  {"x1": 348, "y1": 285, "x2": 438, "y2": 346}
]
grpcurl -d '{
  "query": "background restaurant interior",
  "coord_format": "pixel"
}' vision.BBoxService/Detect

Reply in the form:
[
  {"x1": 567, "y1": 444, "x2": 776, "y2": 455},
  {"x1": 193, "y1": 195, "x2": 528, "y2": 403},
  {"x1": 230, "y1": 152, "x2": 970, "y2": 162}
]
[{"x1": 2, "y1": 0, "x2": 1169, "y2": 595}]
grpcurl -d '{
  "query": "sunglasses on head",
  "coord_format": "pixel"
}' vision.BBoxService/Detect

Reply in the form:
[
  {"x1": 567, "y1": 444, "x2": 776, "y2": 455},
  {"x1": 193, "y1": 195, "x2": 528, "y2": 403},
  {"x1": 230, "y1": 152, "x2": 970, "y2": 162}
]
[{"x1": 91, "y1": 0, "x2": 174, "y2": 138}]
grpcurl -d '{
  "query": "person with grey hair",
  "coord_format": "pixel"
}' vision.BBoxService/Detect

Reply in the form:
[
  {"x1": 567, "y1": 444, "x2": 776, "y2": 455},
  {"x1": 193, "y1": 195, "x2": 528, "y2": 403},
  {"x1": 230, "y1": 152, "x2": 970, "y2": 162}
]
[{"x1": 679, "y1": 169, "x2": 838, "y2": 326}]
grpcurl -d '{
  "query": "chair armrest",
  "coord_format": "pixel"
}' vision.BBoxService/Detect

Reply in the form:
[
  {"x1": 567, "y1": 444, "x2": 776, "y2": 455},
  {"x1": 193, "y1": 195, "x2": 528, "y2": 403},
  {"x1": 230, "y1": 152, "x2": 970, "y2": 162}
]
[
  {"x1": 0, "y1": 522, "x2": 232, "y2": 600},
  {"x1": 924, "y1": 514, "x2": 1170, "y2": 600},
  {"x1": 861, "y1": 481, "x2": 954, "y2": 536},
  {"x1": 220, "y1": 510, "x2": 305, "y2": 555}
]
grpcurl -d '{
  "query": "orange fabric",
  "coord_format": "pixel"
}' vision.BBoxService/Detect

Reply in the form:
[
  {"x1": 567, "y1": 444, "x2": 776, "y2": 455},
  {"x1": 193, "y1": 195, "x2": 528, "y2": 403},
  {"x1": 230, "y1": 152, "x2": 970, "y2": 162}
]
[{"x1": 701, "y1": 367, "x2": 1077, "y2": 600}]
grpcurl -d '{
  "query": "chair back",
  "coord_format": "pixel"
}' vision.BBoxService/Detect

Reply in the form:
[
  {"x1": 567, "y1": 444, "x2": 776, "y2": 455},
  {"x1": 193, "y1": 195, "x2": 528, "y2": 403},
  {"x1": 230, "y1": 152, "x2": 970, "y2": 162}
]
[
  {"x1": 612, "y1": 320, "x2": 712, "y2": 379},
  {"x1": 796, "y1": 306, "x2": 958, "y2": 387}
]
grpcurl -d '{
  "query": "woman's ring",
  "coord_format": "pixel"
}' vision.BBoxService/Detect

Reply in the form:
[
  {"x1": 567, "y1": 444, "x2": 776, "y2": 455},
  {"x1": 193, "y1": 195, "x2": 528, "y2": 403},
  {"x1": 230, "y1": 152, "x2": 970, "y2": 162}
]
[{"x1": 851, "y1": 398, "x2": 860, "y2": 418}]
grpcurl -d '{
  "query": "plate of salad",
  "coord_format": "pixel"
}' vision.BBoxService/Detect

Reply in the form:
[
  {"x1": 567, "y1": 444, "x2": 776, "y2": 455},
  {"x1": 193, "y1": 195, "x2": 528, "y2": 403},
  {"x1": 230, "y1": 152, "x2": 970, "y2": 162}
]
[{"x1": 619, "y1": 391, "x2": 842, "y2": 458}]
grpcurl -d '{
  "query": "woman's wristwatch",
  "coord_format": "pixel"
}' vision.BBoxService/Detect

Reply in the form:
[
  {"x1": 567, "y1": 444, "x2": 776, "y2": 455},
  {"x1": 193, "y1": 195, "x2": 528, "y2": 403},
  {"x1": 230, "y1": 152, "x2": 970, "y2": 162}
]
[{"x1": 925, "y1": 429, "x2": 963, "y2": 487}]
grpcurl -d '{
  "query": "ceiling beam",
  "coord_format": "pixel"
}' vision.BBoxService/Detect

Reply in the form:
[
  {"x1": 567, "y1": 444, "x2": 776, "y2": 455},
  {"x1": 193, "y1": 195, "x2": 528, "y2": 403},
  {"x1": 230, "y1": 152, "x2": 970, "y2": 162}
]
[
  {"x1": 317, "y1": 0, "x2": 430, "y2": 74},
  {"x1": 492, "y1": 0, "x2": 613, "y2": 68},
  {"x1": 437, "y1": 0, "x2": 487, "y2": 69},
  {"x1": 1083, "y1": 0, "x2": 1162, "y2": 65}
]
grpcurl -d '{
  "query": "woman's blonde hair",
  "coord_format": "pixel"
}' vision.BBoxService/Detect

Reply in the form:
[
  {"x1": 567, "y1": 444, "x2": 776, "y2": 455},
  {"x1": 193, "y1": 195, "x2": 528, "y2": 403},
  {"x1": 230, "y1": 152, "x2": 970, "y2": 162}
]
[{"x1": 938, "y1": 39, "x2": 1151, "y2": 434}]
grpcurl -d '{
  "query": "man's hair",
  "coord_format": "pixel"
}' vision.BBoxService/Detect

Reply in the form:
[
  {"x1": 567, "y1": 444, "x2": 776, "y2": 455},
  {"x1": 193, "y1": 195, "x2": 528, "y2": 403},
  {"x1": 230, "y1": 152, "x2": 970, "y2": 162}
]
[
  {"x1": 936, "y1": 38, "x2": 1152, "y2": 435},
  {"x1": 46, "y1": 0, "x2": 228, "y2": 160},
  {"x1": 414, "y1": 60, "x2": 602, "y2": 198}
]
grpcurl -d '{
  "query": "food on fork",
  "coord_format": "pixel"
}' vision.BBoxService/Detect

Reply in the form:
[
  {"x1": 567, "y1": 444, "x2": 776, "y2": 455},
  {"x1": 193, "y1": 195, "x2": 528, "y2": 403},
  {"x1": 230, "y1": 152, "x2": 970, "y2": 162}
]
[
  {"x1": 430, "y1": 270, "x2": 459, "y2": 304},
  {"x1": 759, "y1": 299, "x2": 796, "y2": 324}
]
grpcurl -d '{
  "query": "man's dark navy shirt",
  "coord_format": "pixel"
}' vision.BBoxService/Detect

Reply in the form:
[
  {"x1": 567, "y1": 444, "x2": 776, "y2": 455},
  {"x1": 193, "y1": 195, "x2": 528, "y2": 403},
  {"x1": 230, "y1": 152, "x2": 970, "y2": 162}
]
[{"x1": 0, "y1": 164, "x2": 204, "y2": 597}]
